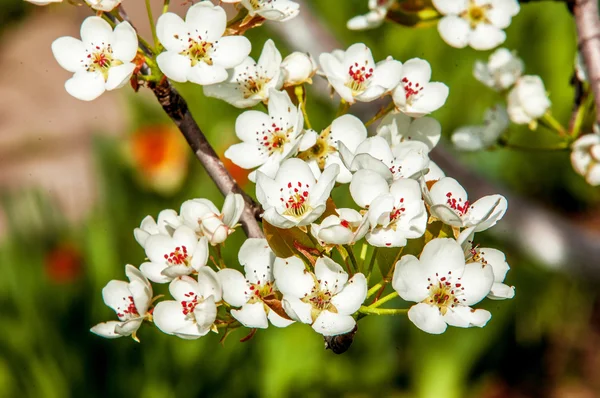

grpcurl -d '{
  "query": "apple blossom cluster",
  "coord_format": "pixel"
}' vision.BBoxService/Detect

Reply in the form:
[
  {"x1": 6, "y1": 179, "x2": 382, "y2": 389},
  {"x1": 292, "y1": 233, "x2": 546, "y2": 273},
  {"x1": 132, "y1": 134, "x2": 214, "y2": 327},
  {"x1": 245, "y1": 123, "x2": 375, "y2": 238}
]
[
  {"x1": 347, "y1": 0, "x2": 520, "y2": 51},
  {"x1": 33, "y1": 0, "x2": 516, "y2": 348}
]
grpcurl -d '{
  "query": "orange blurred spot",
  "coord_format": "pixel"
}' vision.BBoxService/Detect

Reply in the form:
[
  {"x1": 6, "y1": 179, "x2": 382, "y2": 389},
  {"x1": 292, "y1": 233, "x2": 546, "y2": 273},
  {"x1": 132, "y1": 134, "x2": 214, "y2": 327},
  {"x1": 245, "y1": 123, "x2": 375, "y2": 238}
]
[
  {"x1": 221, "y1": 155, "x2": 250, "y2": 188},
  {"x1": 128, "y1": 125, "x2": 189, "y2": 195},
  {"x1": 45, "y1": 243, "x2": 82, "y2": 284}
]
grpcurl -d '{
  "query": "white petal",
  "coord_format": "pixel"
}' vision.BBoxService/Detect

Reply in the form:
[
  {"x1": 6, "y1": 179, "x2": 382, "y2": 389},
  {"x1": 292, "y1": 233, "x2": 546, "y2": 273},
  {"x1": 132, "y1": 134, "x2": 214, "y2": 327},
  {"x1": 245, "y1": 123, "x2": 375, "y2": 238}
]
[
  {"x1": 65, "y1": 71, "x2": 106, "y2": 101},
  {"x1": 443, "y1": 306, "x2": 491, "y2": 328},
  {"x1": 140, "y1": 261, "x2": 170, "y2": 283},
  {"x1": 468, "y1": 24, "x2": 506, "y2": 51},
  {"x1": 222, "y1": 193, "x2": 245, "y2": 227},
  {"x1": 80, "y1": 16, "x2": 112, "y2": 46},
  {"x1": 468, "y1": 194, "x2": 507, "y2": 232},
  {"x1": 330, "y1": 273, "x2": 367, "y2": 315},
  {"x1": 392, "y1": 254, "x2": 429, "y2": 302},
  {"x1": 90, "y1": 321, "x2": 123, "y2": 339},
  {"x1": 212, "y1": 36, "x2": 252, "y2": 68},
  {"x1": 437, "y1": 15, "x2": 471, "y2": 49},
  {"x1": 51, "y1": 37, "x2": 86, "y2": 73},
  {"x1": 408, "y1": 303, "x2": 447, "y2": 334},
  {"x1": 105, "y1": 63, "x2": 136, "y2": 91},
  {"x1": 282, "y1": 296, "x2": 313, "y2": 324},
  {"x1": 186, "y1": 1, "x2": 227, "y2": 41},
  {"x1": 231, "y1": 302, "x2": 269, "y2": 329},
  {"x1": 350, "y1": 169, "x2": 389, "y2": 208},
  {"x1": 102, "y1": 280, "x2": 131, "y2": 315},
  {"x1": 273, "y1": 256, "x2": 314, "y2": 298},
  {"x1": 112, "y1": 21, "x2": 138, "y2": 62},
  {"x1": 432, "y1": 0, "x2": 468, "y2": 15},
  {"x1": 197, "y1": 267, "x2": 222, "y2": 302},
  {"x1": 188, "y1": 63, "x2": 228, "y2": 85},
  {"x1": 312, "y1": 311, "x2": 356, "y2": 336},
  {"x1": 315, "y1": 257, "x2": 348, "y2": 294},
  {"x1": 330, "y1": 114, "x2": 368, "y2": 152},
  {"x1": 459, "y1": 262, "x2": 494, "y2": 305},
  {"x1": 419, "y1": 238, "x2": 466, "y2": 277},
  {"x1": 218, "y1": 269, "x2": 248, "y2": 307},
  {"x1": 156, "y1": 13, "x2": 187, "y2": 52},
  {"x1": 267, "y1": 308, "x2": 295, "y2": 327},
  {"x1": 156, "y1": 52, "x2": 191, "y2": 83},
  {"x1": 153, "y1": 300, "x2": 190, "y2": 335},
  {"x1": 239, "y1": 238, "x2": 275, "y2": 284}
]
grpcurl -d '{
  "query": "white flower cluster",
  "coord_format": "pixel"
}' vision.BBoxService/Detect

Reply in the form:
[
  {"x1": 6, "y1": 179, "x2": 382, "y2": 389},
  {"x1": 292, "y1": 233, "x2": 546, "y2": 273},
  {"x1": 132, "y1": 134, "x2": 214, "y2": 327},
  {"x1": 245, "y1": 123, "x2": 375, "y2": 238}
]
[
  {"x1": 346, "y1": 0, "x2": 520, "y2": 51},
  {"x1": 452, "y1": 48, "x2": 551, "y2": 151}
]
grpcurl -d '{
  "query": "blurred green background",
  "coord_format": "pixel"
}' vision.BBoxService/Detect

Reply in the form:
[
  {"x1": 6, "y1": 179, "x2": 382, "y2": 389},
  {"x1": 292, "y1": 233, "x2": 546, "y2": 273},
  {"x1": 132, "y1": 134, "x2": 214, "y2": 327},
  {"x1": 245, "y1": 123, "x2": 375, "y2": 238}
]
[{"x1": 1, "y1": 0, "x2": 599, "y2": 397}]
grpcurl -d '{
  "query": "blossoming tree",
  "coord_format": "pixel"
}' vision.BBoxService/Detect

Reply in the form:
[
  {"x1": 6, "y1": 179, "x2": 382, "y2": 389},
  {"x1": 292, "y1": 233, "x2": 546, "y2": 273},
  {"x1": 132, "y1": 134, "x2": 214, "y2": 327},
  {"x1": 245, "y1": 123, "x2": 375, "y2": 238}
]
[{"x1": 26, "y1": 0, "x2": 600, "y2": 353}]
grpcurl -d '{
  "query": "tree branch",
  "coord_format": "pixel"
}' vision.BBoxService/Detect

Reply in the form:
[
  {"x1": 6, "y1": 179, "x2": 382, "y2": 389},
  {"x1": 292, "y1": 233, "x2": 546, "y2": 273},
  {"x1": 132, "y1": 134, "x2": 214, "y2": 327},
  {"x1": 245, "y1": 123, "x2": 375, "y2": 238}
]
[
  {"x1": 148, "y1": 78, "x2": 264, "y2": 239},
  {"x1": 574, "y1": 0, "x2": 600, "y2": 125}
]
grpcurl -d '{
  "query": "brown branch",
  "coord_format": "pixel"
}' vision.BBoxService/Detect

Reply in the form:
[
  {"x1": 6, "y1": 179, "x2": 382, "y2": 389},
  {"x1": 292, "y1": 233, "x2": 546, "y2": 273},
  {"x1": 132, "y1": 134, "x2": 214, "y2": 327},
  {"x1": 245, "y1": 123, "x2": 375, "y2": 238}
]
[
  {"x1": 574, "y1": 0, "x2": 600, "y2": 124},
  {"x1": 148, "y1": 78, "x2": 264, "y2": 239}
]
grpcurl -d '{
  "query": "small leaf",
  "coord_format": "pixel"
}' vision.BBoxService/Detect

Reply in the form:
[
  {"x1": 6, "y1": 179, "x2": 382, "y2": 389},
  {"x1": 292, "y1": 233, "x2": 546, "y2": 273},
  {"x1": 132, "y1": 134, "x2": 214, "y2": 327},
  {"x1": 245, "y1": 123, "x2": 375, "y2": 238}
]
[
  {"x1": 262, "y1": 295, "x2": 294, "y2": 321},
  {"x1": 263, "y1": 220, "x2": 315, "y2": 258},
  {"x1": 240, "y1": 328, "x2": 257, "y2": 343}
]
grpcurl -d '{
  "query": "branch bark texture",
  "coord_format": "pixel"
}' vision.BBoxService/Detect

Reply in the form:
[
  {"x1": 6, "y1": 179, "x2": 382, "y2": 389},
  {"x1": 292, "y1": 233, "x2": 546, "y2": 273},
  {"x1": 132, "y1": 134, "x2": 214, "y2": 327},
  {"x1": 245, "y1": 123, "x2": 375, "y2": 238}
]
[
  {"x1": 148, "y1": 79, "x2": 264, "y2": 239},
  {"x1": 575, "y1": 0, "x2": 600, "y2": 124}
]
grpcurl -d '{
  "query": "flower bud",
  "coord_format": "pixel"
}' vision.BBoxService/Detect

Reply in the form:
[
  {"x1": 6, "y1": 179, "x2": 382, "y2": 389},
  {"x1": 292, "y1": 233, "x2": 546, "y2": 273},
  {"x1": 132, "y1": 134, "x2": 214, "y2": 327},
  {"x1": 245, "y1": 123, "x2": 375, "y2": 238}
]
[
  {"x1": 281, "y1": 52, "x2": 317, "y2": 86},
  {"x1": 200, "y1": 214, "x2": 231, "y2": 245}
]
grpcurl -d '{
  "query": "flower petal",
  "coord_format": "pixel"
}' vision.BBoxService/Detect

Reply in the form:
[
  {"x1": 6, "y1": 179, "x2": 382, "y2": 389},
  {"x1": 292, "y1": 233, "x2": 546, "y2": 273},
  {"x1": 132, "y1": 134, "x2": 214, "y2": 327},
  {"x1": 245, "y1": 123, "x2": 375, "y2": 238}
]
[
  {"x1": 312, "y1": 311, "x2": 356, "y2": 336},
  {"x1": 232, "y1": 302, "x2": 269, "y2": 329},
  {"x1": 65, "y1": 71, "x2": 106, "y2": 101},
  {"x1": 330, "y1": 273, "x2": 367, "y2": 315},
  {"x1": 408, "y1": 302, "x2": 447, "y2": 334},
  {"x1": 218, "y1": 268, "x2": 248, "y2": 307},
  {"x1": 392, "y1": 254, "x2": 430, "y2": 302},
  {"x1": 273, "y1": 256, "x2": 314, "y2": 298},
  {"x1": 51, "y1": 37, "x2": 86, "y2": 73}
]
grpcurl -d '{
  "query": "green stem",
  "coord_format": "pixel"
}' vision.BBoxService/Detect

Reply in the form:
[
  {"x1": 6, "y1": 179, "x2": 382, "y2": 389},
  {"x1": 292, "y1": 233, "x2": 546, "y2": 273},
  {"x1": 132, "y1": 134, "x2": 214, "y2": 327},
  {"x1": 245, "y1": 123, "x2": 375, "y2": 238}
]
[
  {"x1": 358, "y1": 306, "x2": 407, "y2": 316},
  {"x1": 368, "y1": 291, "x2": 398, "y2": 309},
  {"x1": 570, "y1": 88, "x2": 595, "y2": 139},
  {"x1": 539, "y1": 111, "x2": 567, "y2": 137},
  {"x1": 497, "y1": 137, "x2": 569, "y2": 151},
  {"x1": 366, "y1": 282, "x2": 382, "y2": 299},
  {"x1": 145, "y1": 0, "x2": 159, "y2": 51},
  {"x1": 295, "y1": 85, "x2": 312, "y2": 129},
  {"x1": 343, "y1": 245, "x2": 359, "y2": 273},
  {"x1": 365, "y1": 102, "x2": 395, "y2": 127},
  {"x1": 336, "y1": 99, "x2": 350, "y2": 117},
  {"x1": 162, "y1": 0, "x2": 171, "y2": 14},
  {"x1": 365, "y1": 247, "x2": 378, "y2": 282}
]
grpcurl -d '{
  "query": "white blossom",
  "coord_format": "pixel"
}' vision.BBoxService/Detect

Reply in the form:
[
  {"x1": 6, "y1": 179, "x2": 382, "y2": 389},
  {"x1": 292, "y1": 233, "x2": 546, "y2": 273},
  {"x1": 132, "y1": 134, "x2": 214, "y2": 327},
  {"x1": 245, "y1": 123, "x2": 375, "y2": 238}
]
[
  {"x1": 393, "y1": 238, "x2": 494, "y2": 334},
  {"x1": 180, "y1": 193, "x2": 245, "y2": 245},
  {"x1": 204, "y1": 39, "x2": 283, "y2": 108},
  {"x1": 457, "y1": 228, "x2": 515, "y2": 300},
  {"x1": 218, "y1": 239, "x2": 294, "y2": 328},
  {"x1": 350, "y1": 172, "x2": 427, "y2": 247},
  {"x1": 156, "y1": 1, "x2": 251, "y2": 85},
  {"x1": 571, "y1": 129, "x2": 600, "y2": 186},
  {"x1": 153, "y1": 269, "x2": 222, "y2": 339},
  {"x1": 281, "y1": 52, "x2": 318, "y2": 86},
  {"x1": 392, "y1": 58, "x2": 449, "y2": 117},
  {"x1": 319, "y1": 43, "x2": 402, "y2": 104},
  {"x1": 24, "y1": 0, "x2": 61, "y2": 5},
  {"x1": 274, "y1": 256, "x2": 367, "y2": 336},
  {"x1": 91, "y1": 265, "x2": 152, "y2": 340},
  {"x1": 134, "y1": 209, "x2": 182, "y2": 249},
  {"x1": 433, "y1": 0, "x2": 520, "y2": 50},
  {"x1": 140, "y1": 225, "x2": 209, "y2": 283},
  {"x1": 426, "y1": 177, "x2": 507, "y2": 232},
  {"x1": 507, "y1": 75, "x2": 551, "y2": 125},
  {"x1": 473, "y1": 48, "x2": 524, "y2": 91},
  {"x1": 311, "y1": 208, "x2": 369, "y2": 246},
  {"x1": 340, "y1": 136, "x2": 430, "y2": 183},
  {"x1": 346, "y1": 0, "x2": 395, "y2": 30},
  {"x1": 300, "y1": 114, "x2": 367, "y2": 183},
  {"x1": 377, "y1": 111, "x2": 441, "y2": 151},
  {"x1": 256, "y1": 158, "x2": 339, "y2": 228},
  {"x1": 51, "y1": 17, "x2": 138, "y2": 101},
  {"x1": 85, "y1": 0, "x2": 122, "y2": 11},
  {"x1": 225, "y1": 89, "x2": 309, "y2": 181},
  {"x1": 222, "y1": 0, "x2": 300, "y2": 22},
  {"x1": 452, "y1": 105, "x2": 509, "y2": 151}
]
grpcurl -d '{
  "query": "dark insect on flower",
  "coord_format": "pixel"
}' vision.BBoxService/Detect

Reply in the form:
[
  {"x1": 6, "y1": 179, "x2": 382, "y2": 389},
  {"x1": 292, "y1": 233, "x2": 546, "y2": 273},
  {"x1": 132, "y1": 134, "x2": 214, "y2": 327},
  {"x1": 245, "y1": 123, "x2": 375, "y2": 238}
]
[{"x1": 323, "y1": 325, "x2": 357, "y2": 354}]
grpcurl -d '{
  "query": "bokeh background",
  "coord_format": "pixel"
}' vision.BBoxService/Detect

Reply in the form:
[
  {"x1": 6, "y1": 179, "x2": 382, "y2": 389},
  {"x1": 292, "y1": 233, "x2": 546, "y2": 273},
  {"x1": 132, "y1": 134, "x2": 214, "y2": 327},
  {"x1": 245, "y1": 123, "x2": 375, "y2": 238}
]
[{"x1": 1, "y1": 0, "x2": 599, "y2": 397}]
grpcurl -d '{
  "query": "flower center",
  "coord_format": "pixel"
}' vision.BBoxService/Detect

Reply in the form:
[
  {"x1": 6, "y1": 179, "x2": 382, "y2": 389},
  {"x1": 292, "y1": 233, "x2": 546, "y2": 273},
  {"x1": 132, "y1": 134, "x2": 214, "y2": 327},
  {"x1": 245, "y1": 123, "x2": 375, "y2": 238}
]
[
  {"x1": 116, "y1": 295, "x2": 140, "y2": 319},
  {"x1": 299, "y1": 128, "x2": 336, "y2": 169},
  {"x1": 346, "y1": 62, "x2": 374, "y2": 94},
  {"x1": 246, "y1": 279, "x2": 274, "y2": 303},
  {"x1": 340, "y1": 219, "x2": 351, "y2": 228},
  {"x1": 425, "y1": 272, "x2": 465, "y2": 315},
  {"x1": 181, "y1": 37, "x2": 213, "y2": 66},
  {"x1": 389, "y1": 199, "x2": 406, "y2": 223},
  {"x1": 164, "y1": 246, "x2": 190, "y2": 266},
  {"x1": 256, "y1": 123, "x2": 292, "y2": 155},
  {"x1": 181, "y1": 291, "x2": 200, "y2": 319},
  {"x1": 401, "y1": 77, "x2": 424, "y2": 103},
  {"x1": 461, "y1": 1, "x2": 492, "y2": 28},
  {"x1": 236, "y1": 64, "x2": 272, "y2": 99},
  {"x1": 445, "y1": 192, "x2": 470, "y2": 216},
  {"x1": 84, "y1": 44, "x2": 121, "y2": 81},
  {"x1": 280, "y1": 181, "x2": 312, "y2": 218}
]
